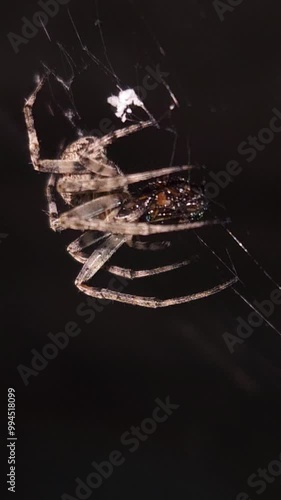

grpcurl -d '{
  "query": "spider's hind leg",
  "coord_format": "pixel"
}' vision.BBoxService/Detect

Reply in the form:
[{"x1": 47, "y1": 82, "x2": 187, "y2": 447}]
[{"x1": 79, "y1": 277, "x2": 238, "y2": 308}]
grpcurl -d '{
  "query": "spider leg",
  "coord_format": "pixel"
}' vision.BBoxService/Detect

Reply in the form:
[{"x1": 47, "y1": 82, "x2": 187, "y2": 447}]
[
  {"x1": 78, "y1": 276, "x2": 238, "y2": 308},
  {"x1": 57, "y1": 164, "x2": 197, "y2": 193},
  {"x1": 23, "y1": 78, "x2": 89, "y2": 175},
  {"x1": 75, "y1": 234, "x2": 128, "y2": 287},
  {"x1": 58, "y1": 215, "x2": 229, "y2": 236},
  {"x1": 46, "y1": 174, "x2": 63, "y2": 231},
  {"x1": 39, "y1": 159, "x2": 87, "y2": 174},
  {"x1": 67, "y1": 231, "x2": 112, "y2": 263},
  {"x1": 58, "y1": 194, "x2": 148, "y2": 232},
  {"x1": 40, "y1": 157, "x2": 120, "y2": 176},
  {"x1": 23, "y1": 75, "x2": 48, "y2": 169},
  {"x1": 105, "y1": 257, "x2": 197, "y2": 279},
  {"x1": 59, "y1": 193, "x2": 122, "y2": 222},
  {"x1": 31, "y1": 158, "x2": 118, "y2": 175},
  {"x1": 79, "y1": 157, "x2": 119, "y2": 177},
  {"x1": 30, "y1": 158, "x2": 117, "y2": 175},
  {"x1": 95, "y1": 121, "x2": 154, "y2": 149}
]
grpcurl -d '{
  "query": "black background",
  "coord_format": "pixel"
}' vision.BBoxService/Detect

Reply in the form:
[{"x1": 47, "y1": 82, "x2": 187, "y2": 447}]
[{"x1": 1, "y1": 0, "x2": 281, "y2": 499}]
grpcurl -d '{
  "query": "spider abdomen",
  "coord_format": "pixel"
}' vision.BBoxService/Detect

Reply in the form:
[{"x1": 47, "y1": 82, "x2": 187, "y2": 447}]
[{"x1": 120, "y1": 177, "x2": 208, "y2": 224}]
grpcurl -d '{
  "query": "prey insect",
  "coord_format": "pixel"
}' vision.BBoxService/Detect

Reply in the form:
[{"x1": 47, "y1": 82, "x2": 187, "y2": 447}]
[{"x1": 23, "y1": 76, "x2": 237, "y2": 307}]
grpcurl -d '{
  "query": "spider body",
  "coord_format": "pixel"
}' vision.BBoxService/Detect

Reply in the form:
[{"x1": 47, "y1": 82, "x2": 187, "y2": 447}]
[{"x1": 23, "y1": 76, "x2": 237, "y2": 307}]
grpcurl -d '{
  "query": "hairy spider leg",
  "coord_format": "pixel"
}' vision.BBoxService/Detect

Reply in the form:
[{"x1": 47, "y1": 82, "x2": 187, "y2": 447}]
[
  {"x1": 57, "y1": 215, "x2": 229, "y2": 236},
  {"x1": 78, "y1": 277, "x2": 238, "y2": 308},
  {"x1": 57, "y1": 164, "x2": 197, "y2": 193},
  {"x1": 67, "y1": 231, "x2": 111, "y2": 263},
  {"x1": 59, "y1": 193, "x2": 122, "y2": 221},
  {"x1": 23, "y1": 75, "x2": 47, "y2": 169},
  {"x1": 106, "y1": 258, "x2": 196, "y2": 280}
]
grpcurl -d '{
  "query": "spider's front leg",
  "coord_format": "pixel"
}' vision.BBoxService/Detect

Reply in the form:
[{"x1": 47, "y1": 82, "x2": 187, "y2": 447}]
[
  {"x1": 23, "y1": 76, "x2": 85, "y2": 174},
  {"x1": 24, "y1": 75, "x2": 48, "y2": 170},
  {"x1": 96, "y1": 120, "x2": 154, "y2": 149}
]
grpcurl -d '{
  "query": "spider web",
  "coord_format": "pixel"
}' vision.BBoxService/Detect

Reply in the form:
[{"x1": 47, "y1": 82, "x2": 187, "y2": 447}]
[{"x1": 31, "y1": 0, "x2": 281, "y2": 339}]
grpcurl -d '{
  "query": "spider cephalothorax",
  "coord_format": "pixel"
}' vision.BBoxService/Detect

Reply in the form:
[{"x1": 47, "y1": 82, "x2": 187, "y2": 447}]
[{"x1": 23, "y1": 76, "x2": 237, "y2": 307}]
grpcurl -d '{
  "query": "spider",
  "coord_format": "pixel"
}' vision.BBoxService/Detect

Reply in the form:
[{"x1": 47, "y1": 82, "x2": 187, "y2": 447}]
[{"x1": 23, "y1": 76, "x2": 237, "y2": 307}]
